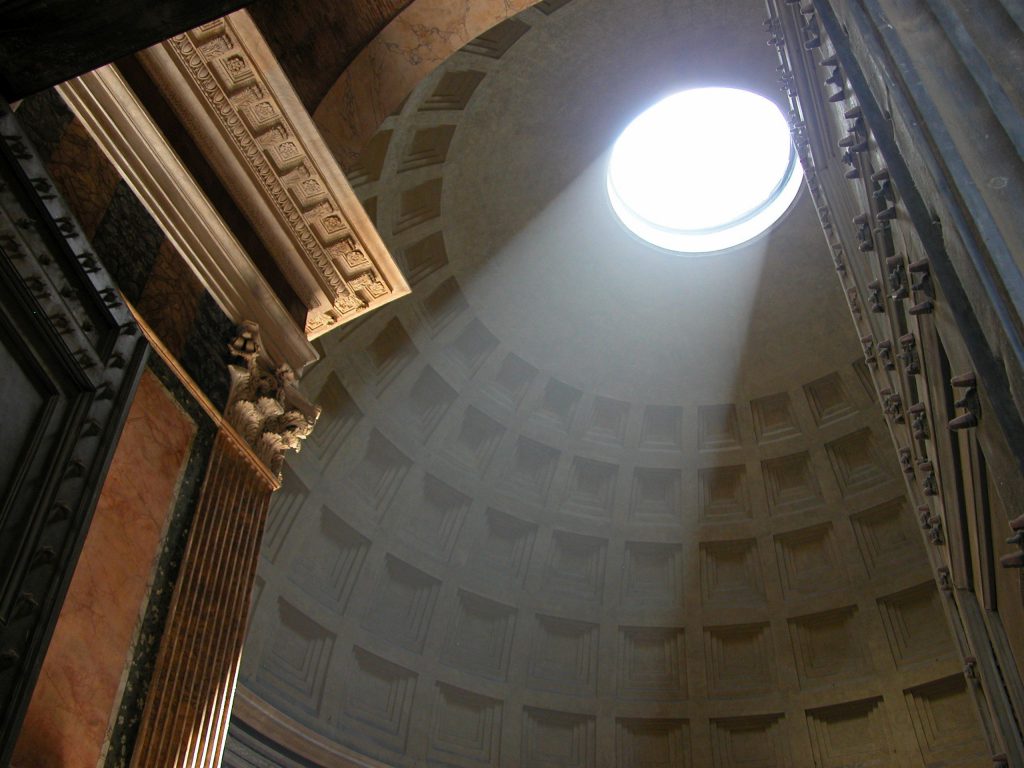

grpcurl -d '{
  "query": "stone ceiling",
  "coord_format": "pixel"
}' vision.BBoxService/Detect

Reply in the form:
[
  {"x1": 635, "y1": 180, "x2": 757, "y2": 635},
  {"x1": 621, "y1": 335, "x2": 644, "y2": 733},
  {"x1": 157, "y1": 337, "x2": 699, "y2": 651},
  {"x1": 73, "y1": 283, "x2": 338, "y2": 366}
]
[{"x1": 229, "y1": 1, "x2": 987, "y2": 766}]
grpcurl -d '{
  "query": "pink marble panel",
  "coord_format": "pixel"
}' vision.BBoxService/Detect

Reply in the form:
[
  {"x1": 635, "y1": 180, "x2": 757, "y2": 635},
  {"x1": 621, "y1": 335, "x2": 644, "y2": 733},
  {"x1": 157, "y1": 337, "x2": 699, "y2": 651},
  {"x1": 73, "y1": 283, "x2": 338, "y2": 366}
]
[{"x1": 12, "y1": 371, "x2": 196, "y2": 768}]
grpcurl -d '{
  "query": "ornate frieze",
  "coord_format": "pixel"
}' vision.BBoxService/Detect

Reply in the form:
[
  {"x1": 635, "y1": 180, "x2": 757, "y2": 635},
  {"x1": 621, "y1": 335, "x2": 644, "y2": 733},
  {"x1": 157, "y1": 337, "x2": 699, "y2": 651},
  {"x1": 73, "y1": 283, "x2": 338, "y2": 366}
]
[{"x1": 141, "y1": 11, "x2": 409, "y2": 339}]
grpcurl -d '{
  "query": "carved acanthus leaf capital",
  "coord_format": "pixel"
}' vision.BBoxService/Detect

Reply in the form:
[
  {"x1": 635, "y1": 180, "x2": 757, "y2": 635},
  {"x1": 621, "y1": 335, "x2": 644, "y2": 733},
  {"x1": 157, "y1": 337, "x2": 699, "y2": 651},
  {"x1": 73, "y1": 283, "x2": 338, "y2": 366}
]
[{"x1": 226, "y1": 321, "x2": 320, "y2": 476}]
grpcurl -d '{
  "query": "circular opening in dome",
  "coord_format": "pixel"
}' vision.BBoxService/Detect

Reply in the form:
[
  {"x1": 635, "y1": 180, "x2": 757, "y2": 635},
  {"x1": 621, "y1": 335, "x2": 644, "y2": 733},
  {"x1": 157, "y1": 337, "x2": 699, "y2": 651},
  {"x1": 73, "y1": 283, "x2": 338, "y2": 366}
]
[{"x1": 607, "y1": 87, "x2": 803, "y2": 254}]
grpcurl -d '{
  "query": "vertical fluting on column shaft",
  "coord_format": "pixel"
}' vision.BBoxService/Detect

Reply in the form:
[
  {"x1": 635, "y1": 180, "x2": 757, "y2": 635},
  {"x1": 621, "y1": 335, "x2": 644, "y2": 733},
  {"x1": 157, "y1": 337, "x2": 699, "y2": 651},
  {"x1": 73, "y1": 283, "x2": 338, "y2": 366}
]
[
  {"x1": 130, "y1": 434, "x2": 273, "y2": 767},
  {"x1": 129, "y1": 323, "x2": 318, "y2": 768}
]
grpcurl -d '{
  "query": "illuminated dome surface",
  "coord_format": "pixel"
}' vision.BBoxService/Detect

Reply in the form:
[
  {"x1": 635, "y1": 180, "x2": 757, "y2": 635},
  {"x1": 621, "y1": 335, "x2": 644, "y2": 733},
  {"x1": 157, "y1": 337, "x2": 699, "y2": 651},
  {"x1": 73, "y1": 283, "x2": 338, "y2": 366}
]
[
  {"x1": 230, "y1": 2, "x2": 980, "y2": 766},
  {"x1": 607, "y1": 88, "x2": 803, "y2": 253}
]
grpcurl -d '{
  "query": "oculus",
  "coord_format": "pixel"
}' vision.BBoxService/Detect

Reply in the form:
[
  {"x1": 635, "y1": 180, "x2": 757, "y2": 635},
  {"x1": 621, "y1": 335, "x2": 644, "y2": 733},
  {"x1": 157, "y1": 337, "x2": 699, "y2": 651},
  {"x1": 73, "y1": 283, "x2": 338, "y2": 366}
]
[{"x1": 607, "y1": 87, "x2": 802, "y2": 253}]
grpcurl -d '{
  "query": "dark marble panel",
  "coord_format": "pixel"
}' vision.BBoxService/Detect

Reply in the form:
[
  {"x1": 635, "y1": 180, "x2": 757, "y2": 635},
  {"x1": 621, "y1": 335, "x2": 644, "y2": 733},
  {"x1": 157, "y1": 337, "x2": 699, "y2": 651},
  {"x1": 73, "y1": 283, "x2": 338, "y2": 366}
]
[
  {"x1": 136, "y1": 239, "x2": 204, "y2": 359},
  {"x1": 91, "y1": 181, "x2": 164, "y2": 303},
  {"x1": 46, "y1": 119, "x2": 121, "y2": 239},
  {"x1": 179, "y1": 291, "x2": 233, "y2": 411},
  {"x1": 13, "y1": 89, "x2": 73, "y2": 164}
]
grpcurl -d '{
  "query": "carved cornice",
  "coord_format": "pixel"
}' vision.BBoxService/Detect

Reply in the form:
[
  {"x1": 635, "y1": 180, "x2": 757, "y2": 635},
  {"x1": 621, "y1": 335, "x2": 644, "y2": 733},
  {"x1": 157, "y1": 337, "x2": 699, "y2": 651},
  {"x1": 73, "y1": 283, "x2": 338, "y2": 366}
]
[
  {"x1": 140, "y1": 11, "x2": 410, "y2": 339},
  {"x1": 226, "y1": 322, "x2": 319, "y2": 477}
]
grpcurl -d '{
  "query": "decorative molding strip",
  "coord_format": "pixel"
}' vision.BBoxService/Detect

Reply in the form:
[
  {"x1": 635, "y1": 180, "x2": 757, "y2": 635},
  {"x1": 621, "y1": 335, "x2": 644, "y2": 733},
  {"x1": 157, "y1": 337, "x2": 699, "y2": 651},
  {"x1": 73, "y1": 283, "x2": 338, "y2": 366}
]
[
  {"x1": 140, "y1": 11, "x2": 410, "y2": 339},
  {"x1": 55, "y1": 67, "x2": 319, "y2": 373},
  {"x1": 123, "y1": 296, "x2": 282, "y2": 489}
]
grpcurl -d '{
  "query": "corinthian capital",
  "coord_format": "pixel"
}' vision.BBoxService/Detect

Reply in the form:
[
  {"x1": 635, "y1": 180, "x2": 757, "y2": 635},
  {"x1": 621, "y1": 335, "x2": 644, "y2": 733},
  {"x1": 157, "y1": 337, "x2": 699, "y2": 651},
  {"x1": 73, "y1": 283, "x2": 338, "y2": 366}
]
[{"x1": 225, "y1": 321, "x2": 320, "y2": 475}]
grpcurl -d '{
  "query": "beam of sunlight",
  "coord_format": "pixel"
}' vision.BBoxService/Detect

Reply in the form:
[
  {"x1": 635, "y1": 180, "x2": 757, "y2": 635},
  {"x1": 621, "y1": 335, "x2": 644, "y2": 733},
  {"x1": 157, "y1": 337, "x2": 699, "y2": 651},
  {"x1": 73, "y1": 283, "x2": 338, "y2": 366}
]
[{"x1": 456, "y1": 152, "x2": 776, "y2": 407}]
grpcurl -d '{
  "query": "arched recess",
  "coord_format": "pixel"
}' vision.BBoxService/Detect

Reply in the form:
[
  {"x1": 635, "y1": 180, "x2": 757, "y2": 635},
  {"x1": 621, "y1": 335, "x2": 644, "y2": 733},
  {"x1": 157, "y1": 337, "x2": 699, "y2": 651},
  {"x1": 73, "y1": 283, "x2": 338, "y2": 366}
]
[
  {"x1": 249, "y1": 0, "x2": 418, "y2": 110},
  {"x1": 311, "y1": 0, "x2": 546, "y2": 167}
]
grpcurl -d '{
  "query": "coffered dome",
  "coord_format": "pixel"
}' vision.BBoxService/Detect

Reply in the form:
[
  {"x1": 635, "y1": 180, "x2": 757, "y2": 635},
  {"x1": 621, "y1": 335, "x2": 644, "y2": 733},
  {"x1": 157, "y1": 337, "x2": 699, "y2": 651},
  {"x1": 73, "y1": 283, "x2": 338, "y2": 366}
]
[{"x1": 231, "y1": 1, "x2": 983, "y2": 765}]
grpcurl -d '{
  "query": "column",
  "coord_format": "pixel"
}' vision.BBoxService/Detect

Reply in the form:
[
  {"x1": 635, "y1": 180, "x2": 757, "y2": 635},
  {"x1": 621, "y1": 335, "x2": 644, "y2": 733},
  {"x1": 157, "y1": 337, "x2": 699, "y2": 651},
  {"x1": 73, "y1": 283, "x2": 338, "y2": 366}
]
[{"x1": 129, "y1": 323, "x2": 318, "y2": 768}]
